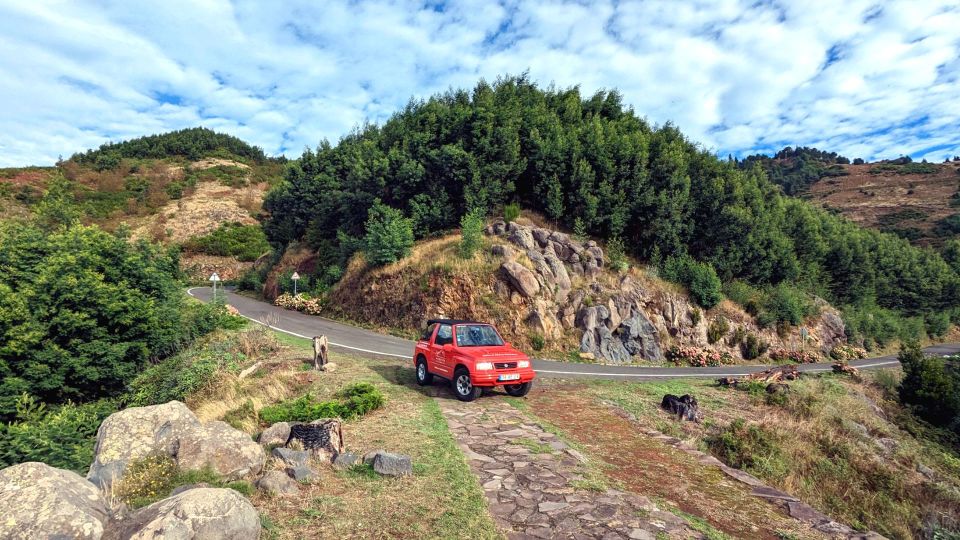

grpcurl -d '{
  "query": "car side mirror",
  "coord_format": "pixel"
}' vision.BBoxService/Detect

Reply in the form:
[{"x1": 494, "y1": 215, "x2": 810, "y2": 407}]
[{"x1": 443, "y1": 344, "x2": 453, "y2": 352}]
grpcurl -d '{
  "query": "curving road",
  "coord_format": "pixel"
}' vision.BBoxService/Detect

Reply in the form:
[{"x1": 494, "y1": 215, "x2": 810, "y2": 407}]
[{"x1": 188, "y1": 287, "x2": 960, "y2": 380}]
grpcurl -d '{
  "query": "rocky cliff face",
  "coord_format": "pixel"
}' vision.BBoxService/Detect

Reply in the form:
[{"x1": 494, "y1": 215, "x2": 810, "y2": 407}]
[{"x1": 323, "y1": 219, "x2": 846, "y2": 363}]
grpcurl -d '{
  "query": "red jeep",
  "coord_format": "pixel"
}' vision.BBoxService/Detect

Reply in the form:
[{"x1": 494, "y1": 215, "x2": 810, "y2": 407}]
[{"x1": 413, "y1": 319, "x2": 536, "y2": 401}]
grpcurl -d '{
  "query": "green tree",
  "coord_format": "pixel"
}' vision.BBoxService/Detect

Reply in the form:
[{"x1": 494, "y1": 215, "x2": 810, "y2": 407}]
[
  {"x1": 898, "y1": 341, "x2": 960, "y2": 433},
  {"x1": 362, "y1": 200, "x2": 414, "y2": 266},
  {"x1": 458, "y1": 208, "x2": 485, "y2": 259}
]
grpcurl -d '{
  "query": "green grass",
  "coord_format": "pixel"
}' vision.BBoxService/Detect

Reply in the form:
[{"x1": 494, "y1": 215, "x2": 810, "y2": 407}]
[{"x1": 514, "y1": 437, "x2": 554, "y2": 454}]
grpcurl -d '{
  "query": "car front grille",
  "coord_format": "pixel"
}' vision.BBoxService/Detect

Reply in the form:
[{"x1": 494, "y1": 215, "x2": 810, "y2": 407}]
[{"x1": 495, "y1": 362, "x2": 517, "y2": 370}]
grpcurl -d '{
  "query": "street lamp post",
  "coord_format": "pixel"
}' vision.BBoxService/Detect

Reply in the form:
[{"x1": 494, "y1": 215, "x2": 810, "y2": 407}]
[
  {"x1": 209, "y1": 272, "x2": 221, "y2": 302},
  {"x1": 291, "y1": 271, "x2": 301, "y2": 296}
]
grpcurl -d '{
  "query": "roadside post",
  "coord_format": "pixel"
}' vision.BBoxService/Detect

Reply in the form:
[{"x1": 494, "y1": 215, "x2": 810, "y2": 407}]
[{"x1": 209, "y1": 272, "x2": 221, "y2": 302}]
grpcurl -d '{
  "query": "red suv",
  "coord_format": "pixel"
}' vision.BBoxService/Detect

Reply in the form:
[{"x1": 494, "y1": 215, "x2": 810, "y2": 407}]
[{"x1": 413, "y1": 319, "x2": 536, "y2": 401}]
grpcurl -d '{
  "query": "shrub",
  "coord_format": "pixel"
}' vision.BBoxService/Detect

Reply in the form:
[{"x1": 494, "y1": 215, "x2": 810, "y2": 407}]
[
  {"x1": 274, "y1": 293, "x2": 323, "y2": 315},
  {"x1": 503, "y1": 203, "x2": 520, "y2": 224},
  {"x1": 572, "y1": 217, "x2": 587, "y2": 241},
  {"x1": 707, "y1": 317, "x2": 729, "y2": 344},
  {"x1": 259, "y1": 383, "x2": 385, "y2": 424},
  {"x1": 530, "y1": 334, "x2": 545, "y2": 351},
  {"x1": 925, "y1": 312, "x2": 951, "y2": 338},
  {"x1": 362, "y1": 200, "x2": 414, "y2": 266},
  {"x1": 730, "y1": 326, "x2": 747, "y2": 346},
  {"x1": 768, "y1": 348, "x2": 820, "y2": 364},
  {"x1": 689, "y1": 308, "x2": 702, "y2": 326},
  {"x1": 607, "y1": 236, "x2": 629, "y2": 272},
  {"x1": 0, "y1": 396, "x2": 117, "y2": 472},
  {"x1": 661, "y1": 254, "x2": 723, "y2": 309},
  {"x1": 666, "y1": 345, "x2": 734, "y2": 367},
  {"x1": 898, "y1": 342, "x2": 960, "y2": 434},
  {"x1": 741, "y1": 333, "x2": 769, "y2": 360},
  {"x1": 706, "y1": 418, "x2": 786, "y2": 480},
  {"x1": 114, "y1": 454, "x2": 253, "y2": 509},
  {"x1": 183, "y1": 222, "x2": 271, "y2": 262},
  {"x1": 723, "y1": 281, "x2": 762, "y2": 315},
  {"x1": 761, "y1": 284, "x2": 816, "y2": 327},
  {"x1": 458, "y1": 208, "x2": 485, "y2": 258}
]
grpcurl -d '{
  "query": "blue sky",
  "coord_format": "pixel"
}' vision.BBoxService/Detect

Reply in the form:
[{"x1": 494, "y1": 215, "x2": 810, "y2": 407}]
[{"x1": 1, "y1": 0, "x2": 958, "y2": 167}]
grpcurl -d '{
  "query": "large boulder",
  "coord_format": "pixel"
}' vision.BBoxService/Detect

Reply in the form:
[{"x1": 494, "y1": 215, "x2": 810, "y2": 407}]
[
  {"x1": 531, "y1": 228, "x2": 552, "y2": 247},
  {"x1": 508, "y1": 227, "x2": 537, "y2": 250},
  {"x1": 177, "y1": 421, "x2": 265, "y2": 481},
  {"x1": 106, "y1": 488, "x2": 259, "y2": 540},
  {"x1": 0, "y1": 462, "x2": 110, "y2": 540},
  {"x1": 620, "y1": 310, "x2": 664, "y2": 361},
  {"x1": 501, "y1": 261, "x2": 540, "y2": 298},
  {"x1": 543, "y1": 251, "x2": 571, "y2": 293},
  {"x1": 87, "y1": 401, "x2": 201, "y2": 489},
  {"x1": 88, "y1": 401, "x2": 264, "y2": 489},
  {"x1": 370, "y1": 452, "x2": 413, "y2": 477}
]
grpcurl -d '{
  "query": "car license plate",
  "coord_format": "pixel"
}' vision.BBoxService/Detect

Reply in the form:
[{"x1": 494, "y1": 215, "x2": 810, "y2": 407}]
[{"x1": 498, "y1": 374, "x2": 520, "y2": 382}]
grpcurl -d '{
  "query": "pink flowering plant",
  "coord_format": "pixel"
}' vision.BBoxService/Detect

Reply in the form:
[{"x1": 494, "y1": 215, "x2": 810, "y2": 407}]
[
  {"x1": 769, "y1": 348, "x2": 820, "y2": 364},
  {"x1": 666, "y1": 345, "x2": 734, "y2": 367}
]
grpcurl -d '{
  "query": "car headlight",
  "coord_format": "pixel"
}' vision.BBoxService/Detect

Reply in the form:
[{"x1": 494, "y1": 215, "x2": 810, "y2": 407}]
[
  {"x1": 476, "y1": 362, "x2": 494, "y2": 370},
  {"x1": 518, "y1": 360, "x2": 530, "y2": 368}
]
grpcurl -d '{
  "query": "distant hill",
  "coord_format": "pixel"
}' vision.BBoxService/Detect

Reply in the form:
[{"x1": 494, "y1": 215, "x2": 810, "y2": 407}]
[
  {"x1": 741, "y1": 147, "x2": 960, "y2": 247},
  {"x1": 70, "y1": 127, "x2": 270, "y2": 169}
]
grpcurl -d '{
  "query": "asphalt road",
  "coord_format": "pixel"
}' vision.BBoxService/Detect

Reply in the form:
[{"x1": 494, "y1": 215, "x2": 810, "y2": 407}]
[{"x1": 188, "y1": 287, "x2": 960, "y2": 380}]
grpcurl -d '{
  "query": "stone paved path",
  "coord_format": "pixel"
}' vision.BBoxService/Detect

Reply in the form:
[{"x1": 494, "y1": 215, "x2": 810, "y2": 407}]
[{"x1": 437, "y1": 396, "x2": 697, "y2": 540}]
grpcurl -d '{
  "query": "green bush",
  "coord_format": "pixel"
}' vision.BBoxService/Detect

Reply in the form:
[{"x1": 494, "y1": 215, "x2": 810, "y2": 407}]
[
  {"x1": 0, "y1": 223, "x2": 196, "y2": 418},
  {"x1": 707, "y1": 317, "x2": 729, "y2": 344},
  {"x1": 530, "y1": 334, "x2": 545, "y2": 351},
  {"x1": 0, "y1": 395, "x2": 117, "y2": 473},
  {"x1": 689, "y1": 308, "x2": 702, "y2": 326},
  {"x1": 761, "y1": 283, "x2": 816, "y2": 327},
  {"x1": 458, "y1": 208, "x2": 485, "y2": 258},
  {"x1": 707, "y1": 418, "x2": 786, "y2": 480},
  {"x1": 925, "y1": 312, "x2": 951, "y2": 338},
  {"x1": 259, "y1": 383, "x2": 385, "y2": 424},
  {"x1": 607, "y1": 236, "x2": 629, "y2": 272},
  {"x1": 661, "y1": 254, "x2": 723, "y2": 309},
  {"x1": 183, "y1": 222, "x2": 270, "y2": 262},
  {"x1": 723, "y1": 281, "x2": 762, "y2": 315},
  {"x1": 362, "y1": 200, "x2": 414, "y2": 266},
  {"x1": 741, "y1": 333, "x2": 769, "y2": 360},
  {"x1": 898, "y1": 342, "x2": 960, "y2": 435},
  {"x1": 115, "y1": 454, "x2": 253, "y2": 509},
  {"x1": 503, "y1": 203, "x2": 520, "y2": 224}
]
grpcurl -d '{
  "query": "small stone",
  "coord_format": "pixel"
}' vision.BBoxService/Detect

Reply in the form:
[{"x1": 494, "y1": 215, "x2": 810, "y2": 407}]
[
  {"x1": 286, "y1": 465, "x2": 319, "y2": 483},
  {"x1": 372, "y1": 452, "x2": 413, "y2": 476},
  {"x1": 917, "y1": 463, "x2": 936, "y2": 480},
  {"x1": 629, "y1": 529, "x2": 655, "y2": 540},
  {"x1": 483, "y1": 478, "x2": 502, "y2": 490},
  {"x1": 538, "y1": 501, "x2": 569, "y2": 512},
  {"x1": 259, "y1": 422, "x2": 290, "y2": 447},
  {"x1": 272, "y1": 447, "x2": 310, "y2": 468},
  {"x1": 256, "y1": 470, "x2": 299, "y2": 496},
  {"x1": 332, "y1": 452, "x2": 358, "y2": 471}
]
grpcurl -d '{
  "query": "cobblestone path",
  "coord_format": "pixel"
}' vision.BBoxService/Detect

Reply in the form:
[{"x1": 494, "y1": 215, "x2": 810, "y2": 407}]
[{"x1": 437, "y1": 396, "x2": 697, "y2": 540}]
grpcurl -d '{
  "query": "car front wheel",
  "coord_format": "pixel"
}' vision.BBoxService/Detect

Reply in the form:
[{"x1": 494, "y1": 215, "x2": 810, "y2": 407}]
[
  {"x1": 504, "y1": 381, "x2": 532, "y2": 397},
  {"x1": 452, "y1": 367, "x2": 481, "y2": 402},
  {"x1": 416, "y1": 357, "x2": 433, "y2": 386}
]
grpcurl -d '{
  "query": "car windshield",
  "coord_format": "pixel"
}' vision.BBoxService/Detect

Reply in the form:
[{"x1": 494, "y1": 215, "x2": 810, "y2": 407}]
[{"x1": 455, "y1": 324, "x2": 504, "y2": 347}]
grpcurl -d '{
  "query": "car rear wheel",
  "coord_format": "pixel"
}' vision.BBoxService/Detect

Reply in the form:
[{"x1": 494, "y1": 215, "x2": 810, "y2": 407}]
[
  {"x1": 416, "y1": 357, "x2": 433, "y2": 386},
  {"x1": 504, "y1": 381, "x2": 532, "y2": 397},
  {"x1": 452, "y1": 367, "x2": 481, "y2": 402}
]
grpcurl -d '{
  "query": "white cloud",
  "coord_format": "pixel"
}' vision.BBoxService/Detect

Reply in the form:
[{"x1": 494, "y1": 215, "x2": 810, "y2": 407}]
[{"x1": 0, "y1": 0, "x2": 957, "y2": 166}]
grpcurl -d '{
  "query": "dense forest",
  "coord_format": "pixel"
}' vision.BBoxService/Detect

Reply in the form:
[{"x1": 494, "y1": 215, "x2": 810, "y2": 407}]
[
  {"x1": 70, "y1": 127, "x2": 270, "y2": 170},
  {"x1": 263, "y1": 76, "x2": 960, "y2": 338},
  {"x1": 737, "y1": 146, "x2": 852, "y2": 195}
]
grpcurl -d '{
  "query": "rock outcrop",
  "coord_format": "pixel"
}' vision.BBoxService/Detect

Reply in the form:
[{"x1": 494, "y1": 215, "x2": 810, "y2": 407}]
[
  {"x1": 0, "y1": 462, "x2": 111, "y2": 540},
  {"x1": 105, "y1": 488, "x2": 260, "y2": 540},
  {"x1": 88, "y1": 401, "x2": 264, "y2": 489}
]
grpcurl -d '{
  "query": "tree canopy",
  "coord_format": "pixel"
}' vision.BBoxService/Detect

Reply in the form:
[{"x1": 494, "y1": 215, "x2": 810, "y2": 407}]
[
  {"x1": 70, "y1": 127, "x2": 268, "y2": 168},
  {"x1": 263, "y1": 75, "x2": 960, "y2": 321}
]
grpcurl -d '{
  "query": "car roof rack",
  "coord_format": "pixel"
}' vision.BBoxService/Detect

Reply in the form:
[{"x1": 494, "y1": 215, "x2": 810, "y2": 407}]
[{"x1": 426, "y1": 319, "x2": 487, "y2": 327}]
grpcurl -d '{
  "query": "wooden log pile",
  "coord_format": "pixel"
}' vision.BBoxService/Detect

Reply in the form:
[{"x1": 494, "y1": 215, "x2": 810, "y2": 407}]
[{"x1": 831, "y1": 362, "x2": 860, "y2": 377}]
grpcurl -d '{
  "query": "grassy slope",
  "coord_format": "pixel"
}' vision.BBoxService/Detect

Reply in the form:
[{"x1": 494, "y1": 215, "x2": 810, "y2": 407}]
[
  {"x1": 186, "y1": 328, "x2": 499, "y2": 540},
  {"x1": 560, "y1": 373, "x2": 960, "y2": 539}
]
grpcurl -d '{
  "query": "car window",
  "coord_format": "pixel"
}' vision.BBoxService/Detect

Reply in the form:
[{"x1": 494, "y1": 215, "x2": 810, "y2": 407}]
[
  {"x1": 420, "y1": 323, "x2": 436, "y2": 341},
  {"x1": 455, "y1": 324, "x2": 504, "y2": 347},
  {"x1": 435, "y1": 324, "x2": 453, "y2": 345}
]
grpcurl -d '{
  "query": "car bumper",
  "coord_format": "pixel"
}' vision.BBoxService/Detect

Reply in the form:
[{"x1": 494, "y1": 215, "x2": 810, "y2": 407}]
[{"x1": 471, "y1": 369, "x2": 536, "y2": 387}]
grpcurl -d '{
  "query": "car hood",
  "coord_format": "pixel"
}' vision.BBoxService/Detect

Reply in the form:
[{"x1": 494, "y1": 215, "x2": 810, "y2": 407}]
[{"x1": 461, "y1": 346, "x2": 528, "y2": 360}]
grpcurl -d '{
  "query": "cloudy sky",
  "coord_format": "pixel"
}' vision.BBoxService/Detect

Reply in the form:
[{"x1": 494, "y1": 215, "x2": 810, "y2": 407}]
[{"x1": 1, "y1": 0, "x2": 958, "y2": 167}]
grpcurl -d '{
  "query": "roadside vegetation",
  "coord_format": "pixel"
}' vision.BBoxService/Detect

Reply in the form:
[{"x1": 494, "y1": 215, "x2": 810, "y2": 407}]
[{"x1": 568, "y1": 357, "x2": 960, "y2": 539}]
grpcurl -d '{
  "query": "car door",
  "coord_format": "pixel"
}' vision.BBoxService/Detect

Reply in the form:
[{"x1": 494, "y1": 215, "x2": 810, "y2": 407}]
[{"x1": 431, "y1": 324, "x2": 453, "y2": 377}]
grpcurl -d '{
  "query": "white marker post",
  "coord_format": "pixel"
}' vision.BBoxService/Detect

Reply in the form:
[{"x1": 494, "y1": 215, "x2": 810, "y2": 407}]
[
  {"x1": 291, "y1": 271, "x2": 301, "y2": 296},
  {"x1": 209, "y1": 272, "x2": 221, "y2": 302}
]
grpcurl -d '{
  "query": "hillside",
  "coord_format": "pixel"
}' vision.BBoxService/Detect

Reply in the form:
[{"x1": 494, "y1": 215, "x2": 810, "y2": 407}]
[
  {"x1": 0, "y1": 128, "x2": 283, "y2": 280},
  {"x1": 740, "y1": 148, "x2": 960, "y2": 248}
]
